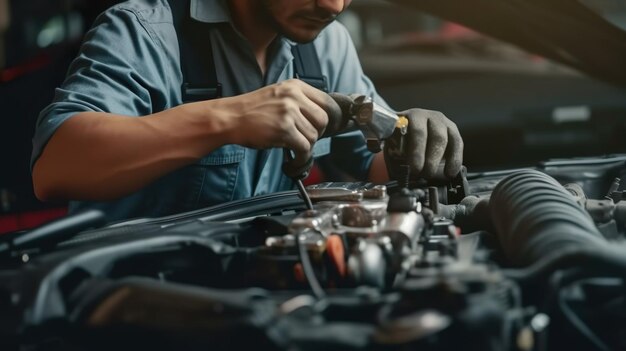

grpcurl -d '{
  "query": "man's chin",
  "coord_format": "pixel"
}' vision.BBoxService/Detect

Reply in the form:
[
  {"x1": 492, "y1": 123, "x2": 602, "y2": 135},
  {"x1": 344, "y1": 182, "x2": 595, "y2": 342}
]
[
  {"x1": 280, "y1": 21, "x2": 333, "y2": 44},
  {"x1": 282, "y1": 29, "x2": 322, "y2": 44}
]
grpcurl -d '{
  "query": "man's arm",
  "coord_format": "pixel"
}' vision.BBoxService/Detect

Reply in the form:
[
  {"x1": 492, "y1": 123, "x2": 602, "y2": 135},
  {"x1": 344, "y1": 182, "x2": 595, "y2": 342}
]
[
  {"x1": 33, "y1": 79, "x2": 333, "y2": 202},
  {"x1": 34, "y1": 103, "x2": 225, "y2": 201},
  {"x1": 32, "y1": 5, "x2": 333, "y2": 202}
]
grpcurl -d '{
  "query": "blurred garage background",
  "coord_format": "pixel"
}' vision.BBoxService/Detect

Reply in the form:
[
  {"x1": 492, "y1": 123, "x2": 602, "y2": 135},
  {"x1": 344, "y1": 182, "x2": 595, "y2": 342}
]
[
  {"x1": 2, "y1": 0, "x2": 626, "y2": 232},
  {"x1": 1, "y1": 0, "x2": 122, "y2": 232}
]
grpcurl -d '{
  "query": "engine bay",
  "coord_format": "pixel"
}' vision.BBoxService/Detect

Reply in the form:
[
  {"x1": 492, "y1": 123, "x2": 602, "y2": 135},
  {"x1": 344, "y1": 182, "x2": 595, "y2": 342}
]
[{"x1": 3, "y1": 156, "x2": 626, "y2": 350}]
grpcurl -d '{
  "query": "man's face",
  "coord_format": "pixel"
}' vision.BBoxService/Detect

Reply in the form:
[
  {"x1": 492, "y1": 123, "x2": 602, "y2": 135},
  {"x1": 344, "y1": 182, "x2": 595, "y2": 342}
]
[{"x1": 261, "y1": 0, "x2": 353, "y2": 43}]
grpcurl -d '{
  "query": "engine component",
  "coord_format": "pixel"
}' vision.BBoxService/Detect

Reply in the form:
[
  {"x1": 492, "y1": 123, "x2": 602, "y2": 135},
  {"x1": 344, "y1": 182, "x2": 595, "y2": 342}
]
[
  {"x1": 490, "y1": 169, "x2": 605, "y2": 266},
  {"x1": 5, "y1": 164, "x2": 626, "y2": 351}
]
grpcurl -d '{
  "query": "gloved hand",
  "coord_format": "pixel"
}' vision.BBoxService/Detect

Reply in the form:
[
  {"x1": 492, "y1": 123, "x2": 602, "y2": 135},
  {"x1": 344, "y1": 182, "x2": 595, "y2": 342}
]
[
  {"x1": 322, "y1": 93, "x2": 357, "y2": 138},
  {"x1": 384, "y1": 108, "x2": 464, "y2": 180}
]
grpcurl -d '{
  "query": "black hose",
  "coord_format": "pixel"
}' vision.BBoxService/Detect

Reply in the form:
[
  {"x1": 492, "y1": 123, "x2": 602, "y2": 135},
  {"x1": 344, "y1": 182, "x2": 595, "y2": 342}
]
[
  {"x1": 502, "y1": 246, "x2": 626, "y2": 284},
  {"x1": 489, "y1": 170, "x2": 606, "y2": 267},
  {"x1": 491, "y1": 170, "x2": 626, "y2": 350}
]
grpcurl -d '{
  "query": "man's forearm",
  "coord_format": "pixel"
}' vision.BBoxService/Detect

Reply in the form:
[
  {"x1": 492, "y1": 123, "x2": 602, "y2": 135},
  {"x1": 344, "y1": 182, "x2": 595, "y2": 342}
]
[
  {"x1": 33, "y1": 79, "x2": 339, "y2": 202},
  {"x1": 32, "y1": 101, "x2": 235, "y2": 201}
]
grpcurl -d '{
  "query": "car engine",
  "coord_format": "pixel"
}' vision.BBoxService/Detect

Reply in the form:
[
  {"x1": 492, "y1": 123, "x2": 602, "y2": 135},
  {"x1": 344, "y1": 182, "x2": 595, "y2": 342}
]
[{"x1": 2, "y1": 156, "x2": 626, "y2": 351}]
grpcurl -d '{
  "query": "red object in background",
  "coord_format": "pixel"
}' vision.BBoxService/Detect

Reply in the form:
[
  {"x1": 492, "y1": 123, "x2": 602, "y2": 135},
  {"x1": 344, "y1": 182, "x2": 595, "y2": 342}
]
[
  {"x1": 303, "y1": 163, "x2": 324, "y2": 186},
  {"x1": 439, "y1": 22, "x2": 478, "y2": 39},
  {"x1": 0, "y1": 53, "x2": 51, "y2": 83},
  {"x1": 0, "y1": 208, "x2": 68, "y2": 234}
]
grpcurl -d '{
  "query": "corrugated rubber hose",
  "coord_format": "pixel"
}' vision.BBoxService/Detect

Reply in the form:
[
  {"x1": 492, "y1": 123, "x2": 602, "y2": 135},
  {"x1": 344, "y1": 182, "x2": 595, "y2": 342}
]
[{"x1": 489, "y1": 170, "x2": 606, "y2": 267}]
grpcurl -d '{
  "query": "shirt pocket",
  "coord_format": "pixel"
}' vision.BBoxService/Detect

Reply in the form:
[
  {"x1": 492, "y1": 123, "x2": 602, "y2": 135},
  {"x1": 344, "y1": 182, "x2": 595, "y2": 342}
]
[
  {"x1": 197, "y1": 144, "x2": 246, "y2": 165},
  {"x1": 192, "y1": 144, "x2": 246, "y2": 207}
]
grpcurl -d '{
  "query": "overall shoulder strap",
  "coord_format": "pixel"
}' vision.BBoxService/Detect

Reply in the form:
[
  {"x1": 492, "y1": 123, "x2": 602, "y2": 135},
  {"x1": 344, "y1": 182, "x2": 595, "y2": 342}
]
[
  {"x1": 169, "y1": 0, "x2": 325, "y2": 99},
  {"x1": 167, "y1": 0, "x2": 221, "y2": 102},
  {"x1": 291, "y1": 43, "x2": 328, "y2": 92}
]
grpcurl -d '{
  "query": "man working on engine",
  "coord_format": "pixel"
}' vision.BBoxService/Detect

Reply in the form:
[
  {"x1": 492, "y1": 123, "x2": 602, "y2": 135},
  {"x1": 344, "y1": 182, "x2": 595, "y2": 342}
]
[{"x1": 31, "y1": 0, "x2": 463, "y2": 222}]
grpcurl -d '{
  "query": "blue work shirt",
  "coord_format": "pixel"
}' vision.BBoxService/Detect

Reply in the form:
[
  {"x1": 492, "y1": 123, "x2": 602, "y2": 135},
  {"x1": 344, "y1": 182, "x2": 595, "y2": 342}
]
[{"x1": 32, "y1": 0, "x2": 391, "y2": 222}]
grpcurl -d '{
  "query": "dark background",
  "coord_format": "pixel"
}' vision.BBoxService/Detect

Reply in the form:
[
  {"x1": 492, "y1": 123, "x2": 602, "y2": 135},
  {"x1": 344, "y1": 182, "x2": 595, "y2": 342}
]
[{"x1": 0, "y1": 0, "x2": 120, "y2": 231}]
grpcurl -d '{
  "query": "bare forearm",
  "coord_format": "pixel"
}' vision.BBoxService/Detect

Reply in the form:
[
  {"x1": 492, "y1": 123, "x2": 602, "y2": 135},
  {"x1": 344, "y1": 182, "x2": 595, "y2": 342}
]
[
  {"x1": 33, "y1": 79, "x2": 337, "y2": 202},
  {"x1": 33, "y1": 102, "x2": 234, "y2": 201}
]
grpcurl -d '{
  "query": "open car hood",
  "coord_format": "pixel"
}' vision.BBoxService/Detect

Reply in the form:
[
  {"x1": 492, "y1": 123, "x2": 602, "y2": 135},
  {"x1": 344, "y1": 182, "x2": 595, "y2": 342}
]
[{"x1": 391, "y1": 0, "x2": 626, "y2": 87}]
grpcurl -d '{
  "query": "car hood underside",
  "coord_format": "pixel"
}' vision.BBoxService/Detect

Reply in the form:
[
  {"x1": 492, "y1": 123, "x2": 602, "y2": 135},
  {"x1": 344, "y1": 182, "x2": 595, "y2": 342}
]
[{"x1": 391, "y1": 0, "x2": 626, "y2": 87}]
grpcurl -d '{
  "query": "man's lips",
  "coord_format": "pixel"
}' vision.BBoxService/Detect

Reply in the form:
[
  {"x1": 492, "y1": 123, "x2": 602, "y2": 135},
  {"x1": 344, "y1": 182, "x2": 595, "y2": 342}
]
[
  {"x1": 303, "y1": 17, "x2": 330, "y2": 23},
  {"x1": 298, "y1": 15, "x2": 335, "y2": 25}
]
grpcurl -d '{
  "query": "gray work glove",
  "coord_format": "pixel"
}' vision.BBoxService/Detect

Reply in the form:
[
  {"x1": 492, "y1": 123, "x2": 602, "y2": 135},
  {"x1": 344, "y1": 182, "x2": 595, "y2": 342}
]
[
  {"x1": 322, "y1": 93, "x2": 356, "y2": 138},
  {"x1": 384, "y1": 108, "x2": 464, "y2": 180}
]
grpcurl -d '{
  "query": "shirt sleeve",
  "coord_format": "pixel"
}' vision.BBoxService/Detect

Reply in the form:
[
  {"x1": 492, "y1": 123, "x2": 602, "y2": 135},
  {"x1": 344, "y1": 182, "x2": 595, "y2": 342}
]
[
  {"x1": 31, "y1": 5, "x2": 175, "y2": 168},
  {"x1": 314, "y1": 21, "x2": 392, "y2": 181}
]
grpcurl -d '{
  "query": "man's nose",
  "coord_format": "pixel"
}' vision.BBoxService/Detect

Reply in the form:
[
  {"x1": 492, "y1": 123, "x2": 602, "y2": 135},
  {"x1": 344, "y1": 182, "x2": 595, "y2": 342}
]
[{"x1": 316, "y1": 0, "x2": 350, "y2": 15}]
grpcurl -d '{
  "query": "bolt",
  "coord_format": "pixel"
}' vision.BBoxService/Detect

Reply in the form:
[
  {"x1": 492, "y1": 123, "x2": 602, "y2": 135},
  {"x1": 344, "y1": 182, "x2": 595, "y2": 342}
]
[{"x1": 530, "y1": 313, "x2": 550, "y2": 332}]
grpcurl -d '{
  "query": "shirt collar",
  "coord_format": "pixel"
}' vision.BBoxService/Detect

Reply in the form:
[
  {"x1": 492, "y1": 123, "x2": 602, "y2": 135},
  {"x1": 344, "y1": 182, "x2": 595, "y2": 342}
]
[
  {"x1": 281, "y1": 37, "x2": 298, "y2": 47},
  {"x1": 191, "y1": 0, "x2": 232, "y2": 23}
]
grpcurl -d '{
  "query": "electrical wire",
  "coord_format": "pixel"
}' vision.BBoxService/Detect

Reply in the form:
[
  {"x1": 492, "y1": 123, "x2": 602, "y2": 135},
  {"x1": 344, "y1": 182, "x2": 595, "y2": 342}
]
[
  {"x1": 558, "y1": 288, "x2": 611, "y2": 351},
  {"x1": 535, "y1": 270, "x2": 566, "y2": 351},
  {"x1": 502, "y1": 245, "x2": 626, "y2": 285},
  {"x1": 297, "y1": 230, "x2": 326, "y2": 300},
  {"x1": 535, "y1": 268, "x2": 621, "y2": 351}
]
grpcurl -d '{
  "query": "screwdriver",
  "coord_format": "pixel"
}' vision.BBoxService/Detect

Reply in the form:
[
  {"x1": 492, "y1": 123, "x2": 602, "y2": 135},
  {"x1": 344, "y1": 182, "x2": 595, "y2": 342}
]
[{"x1": 283, "y1": 148, "x2": 314, "y2": 210}]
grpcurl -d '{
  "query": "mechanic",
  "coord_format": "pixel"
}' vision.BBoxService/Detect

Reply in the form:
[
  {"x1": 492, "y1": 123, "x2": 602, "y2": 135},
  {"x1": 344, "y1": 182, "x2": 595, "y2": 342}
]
[{"x1": 31, "y1": 0, "x2": 464, "y2": 222}]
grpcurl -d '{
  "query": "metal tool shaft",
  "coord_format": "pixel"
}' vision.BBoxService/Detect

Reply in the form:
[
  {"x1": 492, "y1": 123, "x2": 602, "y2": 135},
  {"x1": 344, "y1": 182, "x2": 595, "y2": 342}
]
[
  {"x1": 296, "y1": 178, "x2": 314, "y2": 210},
  {"x1": 283, "y1": 148, "x2": 314, "y2": 210}
]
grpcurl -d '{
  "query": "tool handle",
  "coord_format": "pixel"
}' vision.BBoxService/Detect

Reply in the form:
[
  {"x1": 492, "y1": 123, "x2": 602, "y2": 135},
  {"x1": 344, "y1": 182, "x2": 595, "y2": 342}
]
[{"x1": 282, "y1": 149, "x2": 313, "y2": 180}]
